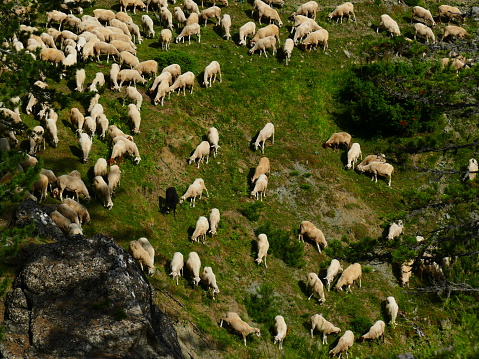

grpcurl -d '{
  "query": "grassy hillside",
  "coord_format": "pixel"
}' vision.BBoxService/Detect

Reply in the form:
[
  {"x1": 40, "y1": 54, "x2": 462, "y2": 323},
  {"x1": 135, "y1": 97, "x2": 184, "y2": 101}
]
[{"x1": 2, "y1": 0, "x2": 479, "y2": 357}]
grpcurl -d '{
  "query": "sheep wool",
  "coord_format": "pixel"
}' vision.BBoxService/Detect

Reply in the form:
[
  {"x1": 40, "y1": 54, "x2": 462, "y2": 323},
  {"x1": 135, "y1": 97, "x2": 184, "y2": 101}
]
[
  {"x1": 220, "y1": 312, "x2": 261, "y2": 346},
  {"x1": 310, "y1": 314, "x2": 341, "y2": 344}
]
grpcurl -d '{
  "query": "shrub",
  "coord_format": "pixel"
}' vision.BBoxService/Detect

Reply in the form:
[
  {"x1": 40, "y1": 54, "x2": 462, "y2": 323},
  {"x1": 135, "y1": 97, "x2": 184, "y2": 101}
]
[
  {"x1": 350, "y1": 316, "x2": 373, "y2": 335},
  {"x1": 244, "y1": 282, "x2": 277, "y2": 324},
  {"x1": 154, "y1": 50, "x2": 198, "y2": 74},
  {"x1": 241, "y1": 202, "x2": 264, "y2": 222}
]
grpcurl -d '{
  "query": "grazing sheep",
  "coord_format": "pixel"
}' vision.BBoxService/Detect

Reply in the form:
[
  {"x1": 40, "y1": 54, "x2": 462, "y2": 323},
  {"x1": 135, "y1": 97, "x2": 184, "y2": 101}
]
[
  {"x1": 251, "y1": 157, "x2": 270, "y2": 183},
  {"x1": 207, "y1": 127, "x2": 220, "y2": 158},
  {"x1": 442, "y1": 25, "x2": 469, "y2": 41},
  {"x1": 377, "y1": 14, "x2": 400, "y2": 37},
  {"x1": 180, "y1": 178, "x2": 209, "y2": 207},
  {"x1": 438, "y1": 5, "x2": 464, "y2": 24},
  {"x1": 250, "y1": 24, "x2": 280, "y2": 47},
  {"x1": 335, "y1": 263, "x2": 362, "y2": 292},
  {"x1": 346, "y1": 142, "x2": 362, "y2": 169},
  {"x1": 162, "y1": 64, "x2": 182, "y2": 79},
  {"x1": 361, "y1": 320, "x2": 386, "y2": 344},
  {"x1": 220, "y1": 312, "x2": 261, "y2": 346},
  {"x1": 441, "y1": 56, "x2": 470, "y2": 73},
  {"x1": 129, "y1": 240, "x2": 155, "y2": 276},
  {"x1": 160, "y1": 7, "x2": 174, "y2": 30},
  {"x1": 298, "y1": 220, "x2": 327, "y2": 253},
  {"x1": 186, "y1": 12, "x2": 199, "y2": 26},
  {"x1": 88, "y1": 94, "x2": 101, "y2": 113},
  {"x1": 251, "y1": 174, "x2": 268, "y2": 201},
  {"x1": 254, "y1": 122, "x2": 274, "y2": 153},
  {"x1": 411, "y1": 6, "x2": 435, "y2": 27},
  {"x1": 135, "y1": 60, "x2": 159, "y2": 79},
  {"x1": 46, "y1": 10, "x2": 67, "y2": 30},
  {"x1": 69, "y1": 223, "x2": 83, "y2": 235},
  {"x1": 329, "y1": 330, "x2": 354, "y2": 358},
  {"x1": 307, "y1": 272, "x2": 325, "y2": 302},
  {"x1": 357, "y1": 153, "x2": 386, "y2": 167},
  {"x1": 164, "y1": 187, "x2": 179, "y2": 215},
  {"x1": 328, "y1": 2, "x2": 355, "y2": 23},
  {"x1": 283, "y1": 38, "x2": 294, "y2": 65},
  {"x1": 291, "y1": 1, "x2": 318, "y2": 19},
  {"x1": 239, "y1": 21, "x2": 256, "y2": 46},
  {"x1": 94, "y1": 158, "x2": 108, "y2": 178},
  {"x1": 116, "y1": 12, "x2": 133, "y2": 22},
  {"x1": 29, "y1": 126, "x2": 45, "y2": 156},
  {"x1": 209, "y1": 208, "x2": 220, "y2": 236},
  {"x1": 126, "y1": 21, "x2": 142, "y2": 44},
  {"x1": 44, "y1": 118, "x2": 59, "y2": 148},
  {"x1": 201, "y1": 266, "x2": 220, "y2": 299},
  {"x1": 310, "y1": 314, "x2": 341, "y2": 344},
  {"x1": 141, "y1": 14, "x2": 155, "y2": 38},
  {"x1": 95, "y1": 114, "x2": 109, "y2": 139},
  {"x1": 203, "y1": 61, "x2": 222, "y2": 87},
  {"x1": 385, "y1": 296, "x2": 398, "y2": 327},
  {"x1": 175, "y1": 23, "x2": 201, "y2": 44},
  {"x1": 170, "y1": 252, "x2": 184, "y2": 285},
  {"x1": 40, "y1": 168, "x2": 57, "y2": 192},
  {"x1": 110, "y1": 63, "x2": 121, "y2": 91},
  {"x1": 57, "y1": 203, "x2": 81, "y2": 226},
  {"x1": 150, "y1": 72, "x2": 173, "y2": 95},
  {"x1": 40, "y1": 48, "x2": 65, "y2": 65},
  {"x1": 32, "y1": 173, "x2": 49, "y2": 202},
  {"x1": 108, "y1": 165, "x2": 121, "y2": 193},
  {"x1": 153, "y1": 80, "x2": 171, "y2": 106},
  {"x1": 274, "y1": 315, "x2": 287, "y2": 349},
  {"x1": 88, "y1": 72, "x2": 106, "y2": 92},
  {"x1": 386, "y1": 220, "x2": 403, "y2": 240},
  {"x1": 323, "y1": 132, "x2": 351, "y2": 151},
  {"x1": 110, "y1": 39, "x2": 137, "y2": 54},
  {"x1": 93, "y1": 175, "x2": 113, "y2": 209},
  {"x1": 108, "y1": 125, "x2": 133, "y2": 142},
  {"x1": 201, "y1": 6, "x2": 221, "y2": 27},
  {"x1": 169, "y1": 71, "x2": 195, "y2": 95},
  {"x1": 119, "y1": 0, "x2": 147, "y2": 13},
  {"x1": 83, "y1": 116, "x2": 96, "y2": 138},
  {"x1": 301, "y1": 29, "x2": 329, "y2": 52},
  {"x1": 183, "y1": 0, "x2": 200, "y2": 15},
  {"x1": 186, "y1": 252, "x2": 201, "y2": 286},
  {"x1": 118, "y1": 69, "x2": 147, "y2": 87},
  {"x1": 255, "y1": 233, "x2": 269, "y2": 268},
  {"x1": 160, "y1": 29, "x2": 172, "y2": 51},
  {"x1": 78, "y1": 132, "x2": 92, "y2": 163},
  {"x1": 258, "y1": 5, "x2": 282, "y2": 27},
  {"x1": 399, "y1": 259, "x2": 414, "y2": 287},
  {"x1": 189, "y1": 141, "x2": 211, "y2": 168},
  {"x1": 356, "y1": 162, "x2": 394, "y2": 187},
  {"x1": 324, "y1": 259, "x2": 343, "y2": 291},
  {"x1": 54, "y1": 175, "x2": 90, "y2": 202},
  {"x1": 174, "y1": 7, "x2": 188, "y2": 28},
  {"x1": 191, "y1": 216, "x2": 209, "y2": 243},
  {"x1": 90, "y1": 103, "x2": 104, "y2": 123},
  {"x1": 51, "y1": 210, "x2": 71, "y2": 233},
  {"x1": 125, "y1": 86, "x2": 143, "y2": 110},
  {"x1": 464, "y1": 158, "x2": 478, "y2": 181},
  {"x1": 75, "y1": 68, "x2": 86, "y2": 92},
  {"x1": 138, "y1": 238, "x2": 155, "y2": 269},
  {"x1": 120, "y1": 51, "x2": 140, "y2": 69},
  {"x1": 93, "y1": 9, "x2": 116, "y2": 22},
  {"x1": 127, "y1": 103, "x2": 141, "y2": 134},
  {"x1": 63, "y1": 197, "x2": 90, "y2": 224},
  {"x1": 221, "y1": 14, "x2": 231, "y2": 40},
  {"x1": 120, "y1": 137, "x2": 141, "y2": 164}
]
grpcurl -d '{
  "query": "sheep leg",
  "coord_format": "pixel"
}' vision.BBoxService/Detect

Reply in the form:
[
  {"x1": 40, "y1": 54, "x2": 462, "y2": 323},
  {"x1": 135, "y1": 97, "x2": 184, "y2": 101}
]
[
  {"x1": 264, "y1": 257, "x2": 267, "y2": 268},
  {"x1": 323, "y1": 333, "x2": 328, "y2": 344}
]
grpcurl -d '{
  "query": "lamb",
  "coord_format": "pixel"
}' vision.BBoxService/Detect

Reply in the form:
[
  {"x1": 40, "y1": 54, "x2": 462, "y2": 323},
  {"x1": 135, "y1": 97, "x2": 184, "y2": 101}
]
[
  {"x1": 119, "y1": 0, "x2": 147, "y2": 14},
  {"x1": 129, "y1": 240, "x2": 155, "y2": 276},
  {"x1": 39, "y1": 48, "x2": 65, "y2": 65},
  {"x1": 160, "y1": 29, "x2": 172, "y2": 51},
  {"x1": 120, "y1": 51, "x2": 140, "y2": 69},
  {"x1": 274, "y1": 315, "x2": 287, "y2": 349},
  {"x1": 251, "y1": 174, "x2": 268, "y2": 201},
  {"x1": 169, "y1": 71, "x2": 195, "y2": 95},
  {"x1": 360, "y1": 320, "x2": 385, "y2": 344},
  {"x1": 51, "y1": 210, "x2": 72, "y2": 234},
  {"x1": 328, "y1": 2, "x2": 355, "y2": 23},
  {"x1": 164, "y1": 187, "x2": 179, "y2": 215},
  {"x1": 298, "y1": 220, "x2": 327, "y2": 253},
  {"x1": 108, "y1": 165, "x2": 121, "y2": 193},
  {"x1": 110, "y1": 63, "x2": 121, "y2": 91},
  {"x1": 311, "y1": 314, "x2": 341, "y2": 344},
  {"x1": 463, "y1": 158, "x2": 478, "y2": 181},
  {"x1": 54, "y1": 175, "x2": 90, "y2": 202},
  {"x1": 94, "y1": 41, "x2": 120, "y2": 62},
  {"x1": 411, "y1": 6, "x2": 435, "y2": 27},
  {"x1": 78, "y1": 132, "x2": 92, "y2": 163},
  {"x1": 126, "y1": 86, "x2": 143, "y2": 110},
  {"x1": 438, "y1": 5, "x2": 464, "y2": 24},
  {"x1": 94, "y1": 158, "x2": 108, "y2": 178},
  {"x1": 346, "y1": 142, "x2": 362, "y2": 169},
  {"x1": 356, "y1": 162, "x2": 394, "y2": 187},
  {"x1": 141, "y1": 14, "x2": 155, "y2": 38},
  {"x1": 32, "y1": 173, "x2": 49, "y2": 202},
  {"x1": 186, "y1": 252, "x2": 201, "y2": 286},
  {"x1": 88, "y1": 72, "x2": 106, "y2": 92},
  {"x1": 385, "y1": 296, "x2": 398, "y2": 327},
  {"x1": 201, "y1": 6, "x2": 221, "y2": 27},
  {"x1": 153, "y1": 80, "x2": 171, "y2": 106},
  {"x1": 134, "y1": 60, "x2": 158, "y2": 78},
  {"x1": 307, "y1": 272, "x2": 325, "y2": 302},
  {"x1": 255, "y1": 233, "x2": 269, "y2": 268},
  {"x1": 127, "y1": 103, "x2": 141, "y2": 134},
  {"x1": 57, "y1": 203, "x2": 81, "y2": 226},
  {"x1": 254, "y1": 122, "x2": 274, "y2": 153},
  {"x1": 250, "y1": 24, "x2": 280, "y2": 47},
  {"x1": 174, "y1": 7, "x2": 188, "y2": 28},
  {"x1": 357, "y1": 153, "x2": 386, "y2": 167},
  {"x1": 335, "y1": 263, "x2": 362, "y2": 292},
  {"x1": 377, "y1": 14, "x2": 400, "y2": 37},
  {"x1": 386, "y1": 220, "x2": 403, "y2": 240},
  {"x1": 251, "y1": 157, "x2": 270, "y2": 183},
  {"x1": 203, "y1": 61, "x2": 222, "y2": 87},
  {"x1": 191, "y1": 216, "x2": 209, "y2": 243},
  {"x1": 291, "y1": 1, "x2": 318, "y2": 19},
  {"x1": 118, "y1": 69, "x2": 147, "y2": 87},
  {"x1": 329, "y1": 330, "x2": 354, "y2": 358},
  {"x1": 176, "y1": 23, "x2": 201, "y2": 44},
  {"x1": 207, "y1": 127, "x2": 220, "y2": 158},
  {"x1": 63, "y1": 197, "x2": 90, "y2": 224},
  {"x1": 68, "y1": 223, "x2": 83, "y2": 235},
  {"x1": 220, "y1": 312, "x2": 261, "y2": 346},
  {"x1": 93, "y1": 175, "x2": 113, "y2": 209},
  {"x1": 324, "y1": 259, "x2": 343, "y2": 291},
  {"x1": 160, "y1": 7, "x2": 174, "y2": 30},
  {"x1": 169, "y1": 252, "x2": 184, "y2": 285},
  {"x1": 209, "y1": 208, "x2": 220, "y2": 236},
  {"x1": 201, "y1": 266, "x2": 220, "y2": 299},
  {"x1": 238, "y1": 21, "x2": 256, "y2": 46},
  {"x1": 258, "y1": 6, "x2": 282, "y2": 27},
  {"x1": 221, "y1": 14, "x2": 231, "y2": 40},
  {"x1": 323, "y1": 132, "x2": 351, "y2": 151},
  {"x1": 180, "y1": 178, "x2": 209, "y2": 207},
  {"x1": 189, "y1": 141, "x2": 211, "y2": 168},
  {"x1": 442, "y1": 25, "x2": 469, "y2": 41}
]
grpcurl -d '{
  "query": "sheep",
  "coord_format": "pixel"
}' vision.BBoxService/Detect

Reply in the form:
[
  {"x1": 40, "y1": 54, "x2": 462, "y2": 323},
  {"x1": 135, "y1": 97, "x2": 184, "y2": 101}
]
[
  {"x1": 95, "y1": 113, "x2": 109, "y2": 137},
  {"x1": 93, "y1": 9, "x2": 116, "y2": 22},
  {"x1": 116, "y1": 11, "x2": 133, "y2": 22},
  {"x1": 273, "y1": 315, "x2": 287, "y2": 350},
  {"x1": 201, "y1": 6, "x2": 221, "y2": 27},
  {"x1": 54, "y1": 175, "x2": 90, "y2": 202},
  {"x1": 110, "y1": 139, "x2": 128, "y2": 163},
  {"x1": 57, "y1": 203, "x2": 81, "y2": 226},
  {"x1": 64, "y1": 14, "x2": 81, "y2": 30},
  {"x1": 119, "y1": 0, "x2": 147, "y2": 14},
  {"x1": 329, "y1": 330, "x2": 354, "y2": 358},
  {"x1": 335, "y1": 263, "x2": 362, "y2": 292},
  {"x1": 357, "y1": 153, "x2": 386, "y2": 167},
  {"x1": 183, "y1": 0, "x2": 200, "y2": 15},
  {"x1": 203, "y1": 61, "x2": 222, "y2": 87},
  {"x1": 180, "y1": 178, "x2": 209, "y2": 207},
  {"x1": 307, "y1": 272, "x2": 325, "y2": 302},
  {"x1": 186, "y1": 252, "x2": 201, "y2": 286},
  {"x1": 186, "y1": 12, "x2": 199, "y2": 26},
  {"x1": 254, "y1": 122, "x2": 274, "y2": 153},
  {"x1": 201, "y1": 266, "x2": 220, "y2": 299},
  {"x1": 250, "y1": 24, "x2": 280, "y2": 47},
  {"x1": 120, "y1": 51, "x2": 140, "y2": 69},
  {"x1": 32, "y1": 173, "x2": 49, "y2": 202},
  {"x1": 126, "y1": 21, "x2": 142, "y2": 44},
  {"x1": 127, "y1": 103, "x2": 141, "y2": 135},
  {"x1": 464, "y1": 158, "x2": 478, "y2": 181},
  {"x1": 1, "y1": 107, "x2": 22, "y2": 124},
  {"x1": 51, "y1": 210, "x2": 71, "y2": 233},
  {"x1": 438, "y1": 5, "x2": 464, "y2": 24},
  {"x1": 83, "y1": 116, "x2": 96, "y2": 138},
  {"x1": 89, "y1": 94, "x2": 101, "y2": 113},
  {"x1": 150, "y1": 72, "x2": 173, "y2": 95},
  {"x1": 134, "y1": 60, "x2": 158, "y2": 78},
  {"x1": 251, "y1": 0, "x2": 268, "y2": 16},
  {"x1": 298, "y1": 220, "x2": 327, "y2": 253},
  {"x1": 90, "y1": 103, "x2": 104, "y2": 123},
  {"x1": 93, "y1": 175, "x2": 113, "y2": 210},
  {"x1": 43, "y1": 117, "x2": 59, "y2": 148},
  {"x1": 118, "y1": 69, "x2": 147, "y2": 87},
  {"x1": 174, "y1": 7, "x2": 188, "y2": 28},
  {"x1": 310, "y1": 314, "x2": 341, "y2": 345},
  {"x1": 160, "y1": 7, "x2": 174, "y2": 30},
  {"x1": 164, "y1": 187, "x2": 179, "y2": 216},
  {"x1": 258, "y1": 6, "x2": 282, "y2": 27},
  {"x1": 153, "y1": 80, "x2": 171, "y2": 106},
  {"x1": 146, "y1": 0, "x2": 167, "y2": 13},
  {"x1": 251, "y1": 174, "x2": 268, "y2": 201},
  {"x1": 255, "y1": 233, "x2": 269, "y2": 268},
  {"x1": 94, "y1": 158, "x2": 108, "y2": 178},
  {"x1": 162, "y1": 64, "x2": 182, "y2": 79},
  {"x1": 108, "y1": 125, "x2": 133, "y2": 142},
  {"x1": 239, "y1": 22, "x2": 256, "y2": 46},
  {"x1": 301, "y1": 28, "x2": 329, "y2": 52},
  {"x1": 207, "y1": 127, "x2": 220, "y2": 158},
  {"x1": 191, "y1": 216, "x2": 209, "y2": 243},
  {"x1": 360, "y1": 320, "x2": 385, "y2": 344},
  {"x1": 39, "y1": 48, "x2": 65, "y2": 65},
  {"x1": 63, "y1": 197, "x2": 90, "y2": 225},
  {"x1": 386, "y1": 220, "x2": 403, "y2": 240},
  {"x1": 411, "y1": 6, "x2": 435, "y2": 27},
  {"x1": 328, "y1": 2, "x2": 355, "y2": 23},
  {"x1": 377, "y1": 14, "x2": 400, "y2": 37},
  {"x1": 78, "y1": 132, "x2": 92, "y2": 163},
  {"x1": 323, "y1": 132, "x2": 351, "y2": 151},
  {"x1": 209, "y1": 208, "x2": 220, "y2": 236},
  {"x1": 189, "y1": 141, "x2": 210, "y2": 168},
  {"x1": 282, "y1": 38, "x2": 295, "y2": 66},
  {"x1": 68, "y1": 223, "x2": 83, "y2": 235},
  {"x1": 160, "y1": 29, "x2": 172, "y2": 51},
  {"x1": 251, "y1": 157, "x2": 270, "y2": 183},
  {"x1": 40, "y1": 168, "x2": 57, "y2": 192},
  {"x1": 442, "y1": 25, "x2": 469, "y2": 42},
  {"x1": 170, "y1": 252, "x2": 184, "y2": 285},
  {"x1": 110, "y1": 63, "x2": 121, "y2": 91},
  {"x1": 291, "y1": 1, "x2": 318, "y2": 19},
  {"x1": 441, "y1": 56, "x2": 470, "y2": 73},
  {"x1": 21, "y1": 154, "x2": 38, "y2": 170},
  {"x1": 141, "y1": 15, "x2": 155, "y2": 38},
  {"x1": 356, "y1": 162, "x2": 394, "y2": 187},
  {"x1": 221, "y1": 14, "x2": 231, "y2": 40},
  {"x1": 107, "y1": 165, "x2": 121, "y2": 194},
  {"x1": 81, "y1": 39, "x2": 100, "y2": 61},
  {"x1": 94, "y1": 41, "x2": 120, "y2": 62},
  {"x1": 88, "y1": 72, "x2": 106, "y2": 92},
  {"x1": 399, "y1": 259, "x2": 414, "y2": 287},
  {"x1": 176, "y1": 23, "x2": 201, "y2": 44},
  {"x1": 122, "y1": 137, "x2": 141, "y2": 164},
  {"x1": 346, "y1": 142, "x2": 362, "y2": 169},
  {"x1": 220, "y1": 312, "x2": 261, "y2": 346},
  {"x1": 40, "y1": 33, "x2": 56, "y2": 49},
  {"x1": 61, "y1": 30, "x2": 78, "y2": 46},
  {"x1": 46, "y1": 10, "x2": 67, "y2": 30},
  {"x1": 125, "y1": 86, "x2": 143, "y2": 110},
  {"x1": 385, "y1": 296, "x2": 398, "y2": 327},
  {"x1": 138, "y1": 238, "x2": 155, "y2": 266},
  {"x1": 324, "y1": 259, "x2": 343, "y2": 291},
  {"x1": 29, "y1": 126, "x2": 45, "y2": 156},
  {"x1": 169, "y1": 71, "x2": 195, "y2": 96},
  {"x1": 129, "y1": 240, "x2": 155, "y2": 276},
  {"x1": 110, "y1": 39, "x2": 137, "y2": 54}
]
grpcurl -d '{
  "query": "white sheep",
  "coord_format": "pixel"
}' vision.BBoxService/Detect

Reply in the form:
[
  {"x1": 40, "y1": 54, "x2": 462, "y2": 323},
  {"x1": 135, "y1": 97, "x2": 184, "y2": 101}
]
[
  {"x1": 162, "y1": 63, "x2": 182, "y2": 79},
  {"x1": 324, "y1": 259, "x2": 343, "y2": 291},
  {"x1": 90, "y1": 103, "x2": 104, "y2": 123},
  {"x1": 377, "y1": 14, "x2": 400, "y2": 37},
  {"x1": 63, "y1": 197, "x2": 90, "y2": 224},
  {"x1": 328, "y1": 2, "x2": 355, "y2": 23},
  {"x1": 94, "y1": 158, "x2": 108, "y2": 177},
  {"x1": 189, "y1": 140, "x2": 211, "y2": 168},
  {"x1": 118, "y1": 69, "x2": 147, "y2": 87},
  {"x1": 54, "y1": 175, "x2": 90, "y2": 202},
  {"x1": 357, "y1": 153, "x2": 386, "y2": 167},
  {"x1": 44, "y1": 117, "x2": 59, "y2": 148},
  {"x1": 386, "y1": 220, "x2": 403, "y2": 240},
  {"x1": 207, "y1": 127, "x2": 220, "y2": 157},
  {"x1": 40, "y1": 48, "x2": 65, "y2": 65},
  {"x1": 96, "y1": 112, "x2": 109, "y2": 138},
  {"x1": 399, "y1": 259, "x2": 413, "y2": 287},
  {"x1": 180, "y1": 178, "x2": 209, "y2": 207},
  {"x1": 283, "y1": 38, "x2": 294, "y2": 65},
  {"x1": 111, "y1": 20, "x2": 133, "y2": 36},
  {"x1": 153, "y1": 80, "x2": 171, "y2": 106},
  {"x1": 119, "y1": 0, "x2": 147, "y2": 14},
  {"x1": 464, "y1": 158, "x2": 478, "y2": 181},
  {"x1": 220, "y1": 312, "x2": 261, "y2": 346},
  {"x1": 203, "y1": 61, "x2": 222, "y2": 87},
  {"x1": 411, "y1": 6, "x2": 435, "y2": 27},
  {"x1": 255, "y1": 233, "x2": 269, "y2": 268},
  {"x1": 438, "y1": 5, "x2": 464, "y2": 24},
  {"x1": 386, "y1": 296, "x2": 398, "y2": 327},
  {"x1": 258, "y1": 5, "x2": 282, "y2": 27},
  {"x1": 330, "y1": 330, "x2": 354, "y2": 358},
  {"x1": 88, "y1": 72, "x2": 106, "y2": 92},
  {"x1": 129, "y1": 240, "x2": 155, "y2": 276},
  {"x1": 160, "y1": 29, "x2": 172, "y2": 51},
  {"x1": 191, "y1": 216, "x2": 209, "y2": 243},
  {"x1": 221, "y1": 14, "x2": 231, "y2": 40},
  {"x1": 94, "y1": 41, "x2": 120, "y2": 62},
  {"x1": 251, "y1": 24, "x2": 280, "y2": 48},
  {"x1": 138, "y1": 238, "x2": 155, "y2": 268},
  {"x1": 141, "y1": 14, "x2": 155, "y2": 38},
  {"x1": 160, "y1": 7, "x2": 174, "y2": 30},
  {"x1": 125, "y1": 86, "x2": 143, "y2": 110},
  {"x1": 201, "y1": 266, "x2": 220, "y2": 299},
  {"x1": 239, "y1": 21, "x2": 256, "y2": 46},
  {"x1": 127, "y1": 104, "x2": 141, "y2": 134},
  {"x1": 51, "y1": 210, "x2": 72, "y2": 234},
  {"x1": 183, "y1": 0, "x2": 200, "y2": 15},
  {"x1": 209, "y1": 208, "x2": 220, "y2": 236},
  {"x1": 335, "y1": 263, "x2": 362, "y2": 292},
  {"x1": 110, "y1": 39, "x2": 137, "y2": 54},
  {"x1": 46, "y1": 10, "x2": 67, "y2": 30},
  {"x1": 93, "y1": 9, "x2": 115, "y2": 22},
  {"x1": 75, "y1": 68, "x2": 86, "y2": 92},
  {"x1": 186, "y1": 12, "x2": 199, "y2": 26},
  {"x1": 201, "y1": 6, "x2": 221, "y2": 27},
  {"x1": 413, "y1": 23, "x2": 436, "y2": 44},
  {"x1": 254, "y1": 122, "x2": 274, "y2": 153},
  {"x1": 83, "y1": 116, "x2": 96, "y2": 138},
  {"x1": 126, "y1": 21, "x2": 142, "y2": 44},
  {"x1": 251, "y1": 157, "x2": 270, "y2": 183},
  {"x1": 120, "y1": 51, "x2": 140, "y2": 69},
  {"x1": 360, "y1": 320, "x2": 385, "y2": 344},
  {"x1": 251, "y1": 174, "x2": 268, "y2": 201},
  {"x1": 32, "y1": 173, "x2": 49, "y2": 202},
  {"x1": 174, "y1": 7, "x2": 187, "y2": 28},
  {"x1": 298, "y1": 220, "x2": 327, "y2": 253},
  {"x1": 40, "y1": 168, "x2": 57, "y2": 193},
  {"x1": 93, "y1": 175, "x2": 113, "y2": 210},
  {"x1": 108, "y1": 165, "x2": 122, "y2": 193},
  {"x1": 346, "y1": 142, "x2": 362, "y2": 169},
  {"x1": 291, "y1": 1, "x2": 318, "y2": 19},
  {"x1": 302, "y1": 29, "x2": 328, "y2": 52},
  {"x1": 150, "y1": 72, "x2": 173, "y2": 95},
  {"x1": 116, "y1": 11, "x2": 133, "y2": 22},
  {"x1": 170, "y1": 252, "x2": 184, "y2": 285},
  {"x1": 169, "y1": 71, "x2": 195, "y2": 95},
  {"x1": 78, "y1": 132, "x2": 92, "y2": 163},
  {"x1": 307, "y1": 272, "x2": 325, "y2": 302},
  {"x1": 442, "y1": 25, "x2": 469, "y2": 42},
  {"x1": 186, "y1": 252, "x2": 201, "y2": 286},
  {"x1": 273, "y1": 315, "x2": 287, "y2": 349},
  {"x1": 29, "y1": 126, "x2": 45, "y2": 156},
  {"x1": 110, "y1": 63, "x2": 121, "y2": 91},
  {"x1": 88, "y1": 93, "x2": 101, "y2": 113},
  {"x1": 356, "y1": 162, "x2": 394, "y2": 187},
  {"x1": 176, "y1": 23, "x2": 201, "y2": 44},
  {"x1": 68, "y1": 223, "x2": 83, "y2": 235},
  {"x1": 310, "y1": 314, "x2": 341, "y2": 344}
]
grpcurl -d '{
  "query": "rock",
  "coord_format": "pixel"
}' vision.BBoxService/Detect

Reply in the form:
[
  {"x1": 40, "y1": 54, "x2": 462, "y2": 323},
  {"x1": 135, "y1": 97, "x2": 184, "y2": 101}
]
[{"x1": 397, "y1": 353, "x2": 416, "y2": 359}]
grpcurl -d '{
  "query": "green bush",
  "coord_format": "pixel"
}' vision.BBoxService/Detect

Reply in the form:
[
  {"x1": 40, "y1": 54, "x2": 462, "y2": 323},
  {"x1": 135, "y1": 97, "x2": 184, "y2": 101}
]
[
  {"x1": 244, "y1": 282, "x2": 277, "y2": 324},
  {"x1": 241, "y1": 202, "x2": 264, "y2": 222},
  {"x1": 350, "y1": 316, "x2": 373, "y2": 335},
  {"x1": 154, "y1": 50, "x2": 198, "y2": 74},
  {"x1": 404, "y1": 0, "x2": 420, "y2": 6}
]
